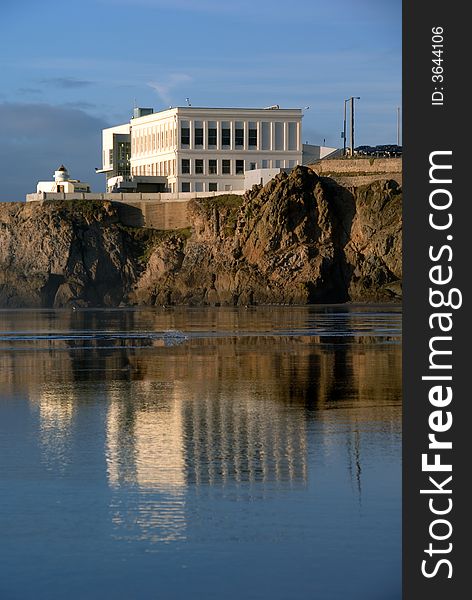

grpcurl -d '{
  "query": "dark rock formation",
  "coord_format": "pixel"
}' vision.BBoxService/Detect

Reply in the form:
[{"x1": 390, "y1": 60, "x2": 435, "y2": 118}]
[
  {"x1": 0, "y1": 167, "x2": 402, "y2": 308},
  {"x1": 0, "y1": 200, "x2": 141, "y2": 307},
  {"x1": 132, "y1": 167, "x2": 402, "y2": 306}
]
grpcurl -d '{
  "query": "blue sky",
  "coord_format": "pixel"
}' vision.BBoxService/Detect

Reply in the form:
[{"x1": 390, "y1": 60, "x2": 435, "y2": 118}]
[{"x1": 1, "y1": 0, "x2": 401, "y2": 200}]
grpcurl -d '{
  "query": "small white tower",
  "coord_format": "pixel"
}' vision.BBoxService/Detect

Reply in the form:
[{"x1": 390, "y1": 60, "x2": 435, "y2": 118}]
[
  {"x1": 54, "y1": 165, "x2": 69, "y2": 182},
  {"x1": 33, "y1": 164, "x2": 91, "y2": 196}
]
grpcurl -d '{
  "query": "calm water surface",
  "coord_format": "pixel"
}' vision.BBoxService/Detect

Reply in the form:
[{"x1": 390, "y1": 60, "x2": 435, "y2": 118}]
[{"x1": 0, "y1": 306, "x2": 401, "y2": 600}]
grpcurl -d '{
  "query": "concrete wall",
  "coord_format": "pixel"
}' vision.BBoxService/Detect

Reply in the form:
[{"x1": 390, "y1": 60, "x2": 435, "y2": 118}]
[
  {"x1": 309, "y1": 157, "x2": 402, "y2": 186},
  {"x1": 302, "y1": 144, "x2": 339, "y2": 163},
  {"x1": 26, "y1": 190, "x2": 244, "y2": 203},
  {"x1": 244, "y1": 167, "x2": 289, "y2": 189},
  {"x1": 309, "y1": 157, "x2": 402, "y2": 175},
  {"x1": 114, "y1": 200, "x2": 191, "y2": 229}
]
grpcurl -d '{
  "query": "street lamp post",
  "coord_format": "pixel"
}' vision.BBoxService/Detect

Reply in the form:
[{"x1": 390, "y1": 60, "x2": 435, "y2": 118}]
[
  {"x1": 349, "y1": 96, "x2": 360, "y2": 157},
  {"x1": 397, "y1": 106, "x2": 401, "y2": 146},
  {"x1": 343, "y1": 99, "x2": 348, "y2": 156}
]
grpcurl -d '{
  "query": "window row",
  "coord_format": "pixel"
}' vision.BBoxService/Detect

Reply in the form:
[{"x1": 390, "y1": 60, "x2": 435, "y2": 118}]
[
  {"x1": 180, "y1": 124, "x2": 257, "y2": 148},
  {"x1": 132, "y1": 127, "x2": 177, "y2": 155},
  {"x1": 180, "y1": 158, "x2": 297, "y2": 174},
  {"x1": 181, "y1": 181, "x2": 233, "y2": 193},
  {"x1": 131, "y1": 160, "x2": 176, "y2": 177},
  {"x1": 181, "y1": 158, "x2": 248, "y2": 175}
]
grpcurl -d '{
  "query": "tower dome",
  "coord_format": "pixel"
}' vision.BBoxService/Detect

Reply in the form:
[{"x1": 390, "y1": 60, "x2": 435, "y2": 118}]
[{"x1": 54, "y1": 165, "x2": 69, "y2": 182}]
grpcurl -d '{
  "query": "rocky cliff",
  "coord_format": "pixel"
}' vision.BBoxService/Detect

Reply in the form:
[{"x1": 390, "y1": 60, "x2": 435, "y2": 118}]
[{"x1": 0, "y1": 166, "x2": 401, "y2": 308}]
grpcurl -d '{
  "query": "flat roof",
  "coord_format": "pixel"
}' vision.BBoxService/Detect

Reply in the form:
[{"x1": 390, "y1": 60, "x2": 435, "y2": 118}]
[{"x1": 130, "y1": 106, "x2": 302, "y2": 123}]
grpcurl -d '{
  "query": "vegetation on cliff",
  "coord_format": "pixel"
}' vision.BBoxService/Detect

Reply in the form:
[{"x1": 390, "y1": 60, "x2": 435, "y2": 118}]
[{"x1": 0, "y1": 166, "x2": 401, "y2": 307}]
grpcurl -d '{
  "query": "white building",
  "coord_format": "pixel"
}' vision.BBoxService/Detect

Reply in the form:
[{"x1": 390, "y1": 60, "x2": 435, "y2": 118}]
[
  {"x1": 37, "y1": 165, "x2": 91, "y2": 194},
  {"x1": 97, "y1": 106, "x2": 304, "y2": 193}
]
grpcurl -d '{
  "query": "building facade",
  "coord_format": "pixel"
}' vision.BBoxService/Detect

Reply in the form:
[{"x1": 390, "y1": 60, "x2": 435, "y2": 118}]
[{"x1": 98, "y1": 106, "x2": 303, "y2": 193}]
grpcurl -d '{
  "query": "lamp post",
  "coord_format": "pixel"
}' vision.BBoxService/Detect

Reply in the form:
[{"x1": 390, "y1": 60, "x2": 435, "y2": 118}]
[
  {"x1": 343, "y1": 99, "x2": 348, "y2": 156},
  {"x1": 349, "y1": 96, "x2": 360, "y2": 157},
  {"x1": 397, "y1": 106, "x2": 401, "y2": 146}
]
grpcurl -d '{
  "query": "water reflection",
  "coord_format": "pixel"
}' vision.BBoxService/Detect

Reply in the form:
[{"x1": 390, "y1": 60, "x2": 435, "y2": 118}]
[
  {"x1": 1, "y1": 306, "x2": 401, "y2": 546},
  {"x1": 106, "y1": 382, "x2": 188, "y2": 542},
  {"x1": 31, "y1": 383, "x2": 76, "y2": 472}
]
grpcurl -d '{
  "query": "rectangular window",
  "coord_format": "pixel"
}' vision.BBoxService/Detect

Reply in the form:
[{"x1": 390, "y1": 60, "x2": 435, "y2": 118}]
[
  {"x1": 181, "y1": 182, "x2": 190, "y2": 192},
  {"x1": 209, "y1": 159, "x2": 217, "y2": 174},
  {"x1": 208, "y1": 126, "x2": 217, "y2": 147},
  {"x1": 261, "y1": 121, "x2": 270, "y2": 150},
  {"x1": 209, "y1": 182, "x2": 217, "y2": 192},
  {"x1": 249, "y1": 123, "x2": 257, "y2": 147},
  {"x1": 250, "y1": 162, "x2": 257, "y2": 170},
  {"x1": 222, "y1": 159, "x2": 231, "y2": 174},
  {"x1": 235, "y1": 128, "x2": 244, "y2": 147},
  {"x1": 222, "y1": 127, "x2": 231, "y2": 147},
  {"x1": 235, "y1": 160, "x2": 244, "y2": 174},
  {"x1": 108, "y1": 149, "x2": 113, "y2": 165},
  {"x1": 195, "y1": 123, "x2": 204, "y2": 146},
  {"x1": 195, "y1": 159, "x2": 204, "y2": 174},
  {"x1": 195, "y1": 182, "x2": 203, "y2": 192},
  {"x1": 181, "y1": 159, "x2": 190, "y2": 174},
  {"x1": 181, "y1": 127, "x2": 190, "y2": 146},
  {"x1": 275, "y1": 122, "x2": 284, "y2": 150},
  {"x1": 117, "y1": 141, "x2": 130, "y2": 161},
  {"x1": 288, "y1": 122, "x2": 298, "y2": 150}
]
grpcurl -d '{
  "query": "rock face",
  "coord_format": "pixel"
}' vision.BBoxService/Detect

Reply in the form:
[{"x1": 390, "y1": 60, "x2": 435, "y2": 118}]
[
  {"x1": 0, "y1": 200, "x2": 140, "y2": 308},
  {"x1": 132, "y1": 167, "x2": 402, "y2": 306},
  {"x1": 0, "y1": 167, "x2": 402, "y2": 308}
]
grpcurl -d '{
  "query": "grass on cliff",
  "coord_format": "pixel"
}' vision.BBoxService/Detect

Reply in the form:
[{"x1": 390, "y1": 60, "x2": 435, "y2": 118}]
[
  {"x1": 197, "y1": 194, "x2": 243, "y2": 211},
  {"x1": 46, "y1": 199, "x2": 112, "y2": 222},
  {"x1": 118, "y1": 224, "x2": 192, "y2": 265},
  {"x1": 196, "y1": 194, "x2": 244, "y2": 237}
]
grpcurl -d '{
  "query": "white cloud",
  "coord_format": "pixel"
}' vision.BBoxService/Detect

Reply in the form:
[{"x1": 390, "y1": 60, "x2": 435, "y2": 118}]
[{"x1": 148, "y1": 73, "x2": 192, "y2": 105}]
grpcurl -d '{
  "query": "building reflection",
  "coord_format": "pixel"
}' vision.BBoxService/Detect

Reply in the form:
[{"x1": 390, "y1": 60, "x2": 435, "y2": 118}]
[
  {"x1": 103, "y1": 376, "x2": 309, "y2": 542},
  {"x1": 30, "y1": 383, "x2": 76, "y2": 472},
  {"x1": 180, "y1": 391, "x2": 307, "y2": 486},
  {"x1": 106, "y1": 381, "x2": 187, "y2": 543}
]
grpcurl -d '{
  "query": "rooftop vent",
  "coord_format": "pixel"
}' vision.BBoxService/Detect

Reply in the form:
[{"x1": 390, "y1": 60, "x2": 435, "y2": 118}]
[
  {"x1": 132, "y1": 107, "x2": 154, "y2": 119},
  {"x1": 264, "y1": 104, "x2": 280, "y2": 110}
]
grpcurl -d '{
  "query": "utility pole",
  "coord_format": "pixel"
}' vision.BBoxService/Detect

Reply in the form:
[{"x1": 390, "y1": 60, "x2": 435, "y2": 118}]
[
  {"x1": 343, "y1": 99, "x2": 348, "y2": 156},
  {"x1": 397, "y1": 106, "x2": 401, "y2": 145},
  {"x1": 350, "y1": 96, "x2": 360, "y2": 156}
]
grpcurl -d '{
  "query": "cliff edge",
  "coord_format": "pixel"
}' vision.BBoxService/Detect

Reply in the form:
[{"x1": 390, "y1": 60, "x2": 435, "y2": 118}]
[{"x1": 0, "y1": 166, "x2": 402, "y2": 308}]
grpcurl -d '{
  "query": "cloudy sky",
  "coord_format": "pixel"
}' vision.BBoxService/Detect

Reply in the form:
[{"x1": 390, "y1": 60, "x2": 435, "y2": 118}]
[{"x1": 1, "y1": 0, "x2": 401, "y2": 201}]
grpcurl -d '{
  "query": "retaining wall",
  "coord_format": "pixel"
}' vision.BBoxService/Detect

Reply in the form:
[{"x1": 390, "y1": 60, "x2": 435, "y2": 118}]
[{"x1": 309, "y1": 157, "x2": 402, "y2": 186}]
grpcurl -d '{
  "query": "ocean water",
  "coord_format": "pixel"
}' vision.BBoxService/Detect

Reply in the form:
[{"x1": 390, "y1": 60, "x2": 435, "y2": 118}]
[{"x1": 0, "y1": 306, "x2": 401, "y2": 600}]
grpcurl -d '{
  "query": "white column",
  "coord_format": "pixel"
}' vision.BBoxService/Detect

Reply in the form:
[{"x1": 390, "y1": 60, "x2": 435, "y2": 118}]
[
  {"x1": 203, "y1": 120, "x2": 207, "y2": 150},
  {"x1": 230, "y1": 121, "x2": 235, "y2": 151},
  {"x1": 243, "y1": 121, "x2": 249, "y2": 151},
  {"x1": 270, "y1": 122, "x2": 275, "y2": 151},
  {"x1": 284, "y1": 122, "x2": 289, "y2": 152}
]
